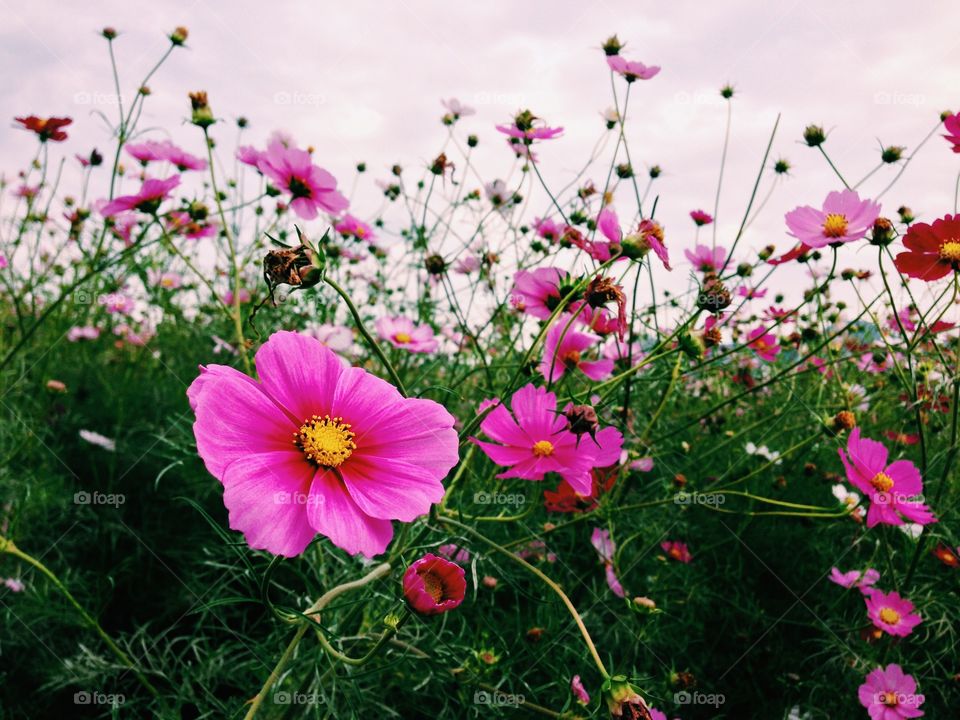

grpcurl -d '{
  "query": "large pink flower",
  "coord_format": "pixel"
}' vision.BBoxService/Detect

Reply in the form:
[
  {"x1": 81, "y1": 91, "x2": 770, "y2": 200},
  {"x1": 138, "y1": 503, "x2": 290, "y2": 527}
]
[
  {"x1": 100, "y1": 175, "x2": 181, "y2": 217},
  {"x1": 838, "y1": 428, "x2": 937, "y2": 528},
  {"x1": 858, "y1": 664, "x2": 925, "y2": 719},
  {"x1": 470, "y1": 384, "x2": 622, "y2": 495},
  {"x1": 511, "y1": 267, "x2": 568, "y2": 320},
  {"x1": 684, "y1": 244, "x2": 726, "y2": 272},
  {"x1": 784, "y1": 189, "x2": 880, "y2": 250},
  {"x1": 606, "y1": 55, "x2": 661, "y2": 81},
  {"x1": 747, "y1": 326, "x2": 780, "y2": 362},
  {"x1": 257, "y1": 139, "x2": 348, "y2": 220},
  {"x1": 864, "y1": 589, "x2": 922, "y2": 638},
  {"x1": 539, "y1": 322, "x2": 614, "y2": 382},
  {"x1": 188, "y1": 331, "x2": 459, "y2": 558}
]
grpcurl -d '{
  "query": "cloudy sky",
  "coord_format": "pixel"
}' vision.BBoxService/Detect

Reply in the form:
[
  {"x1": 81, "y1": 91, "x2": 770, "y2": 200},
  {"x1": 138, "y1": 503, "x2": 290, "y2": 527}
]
[{"x1": 2, "y1": 0, "x2": 958, "y2": 304}]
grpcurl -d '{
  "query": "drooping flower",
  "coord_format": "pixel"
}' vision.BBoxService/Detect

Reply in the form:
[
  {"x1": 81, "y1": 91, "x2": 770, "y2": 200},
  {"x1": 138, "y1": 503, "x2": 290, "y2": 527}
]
[
  {"x1": 539, "y1": 322, "x2": 614, "y2": 382},
  {"x1": 188, "y1": 331, "x2": 459, "y2": 557},
  {"x1": 747, "y1": 326, "x2": 780, "y2": 362},
  {"x1": 838, "y1": 428, "x2": 937, "y2": 528},
  {"x1": 784, "y1": 189, "x2": 881, "y2": 249},
  {"x1": 570, "y1": 675, "x2": 590, "y2": 705},
  {"x1": 257, "y1": 138, "x2": 348, "y2": 220},
  {"x1": 14, "y1": 115, "x2": 72, "y2": 142},
  {"x1": 690, "y1": 209, "x2": 714, "y2": 226},
  {"x1": 864, "y1": 589, "x2": 922, "y2": 638},
  {"x1": 470, "y1": 384, "x2": 622, "y2": 495},
  {"x1": 375, "y1": 316, "x2": 438, "y2": 353},
  {"x1": 943, "y1": 112, "x2": 960, "y2": 153},
  {"x1": 100, "y1": 175, "x2": 181, "y2": 216},
  {"x1": 858, "y1": 664, "x2": 925, "y2": 719},
  {"x1": 684, "y1": 244, "x2": 726, "y2": 272},
  {"x1": 511, "y1": 268, "x2": 567, "y2": 320},
  {"x1": 661, "y1": 540, "x2": 692, "y2": 563},
  {"x1": 893, "y1": 214, "x2": 960, "y2": 281},
  {"x1": 829, "y1": 567, "x2": 879, "y2": 591},
  {"x1": 402, "y1": 553, "x2": 466, "y2": 615},
  {"x1": 606, "y1": 55, "x2": 661, "y2": 81}
]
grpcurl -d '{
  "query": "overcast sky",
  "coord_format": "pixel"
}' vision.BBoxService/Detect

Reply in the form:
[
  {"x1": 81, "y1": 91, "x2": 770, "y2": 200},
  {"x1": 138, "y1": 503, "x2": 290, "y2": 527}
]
[{"x1": 2, "y1": 0, "x2": 959, "y2": 306}]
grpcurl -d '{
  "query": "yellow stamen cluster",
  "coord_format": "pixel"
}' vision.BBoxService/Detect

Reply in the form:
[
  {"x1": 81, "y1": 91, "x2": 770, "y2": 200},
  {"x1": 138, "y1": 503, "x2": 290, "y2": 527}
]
[
  {"x1": 422, "y1": 570, "x2": 444, "y2": 602},
  {"x1": 394, "y1": 332, "x2": 412, "y2": 344},
  {"x1": 879, "y1": 607, "x2": 901, "y2": 625},
  {"x1": 938, "y1": 239, "x2": 960, "y2": 263},
  {"x1": 532, "y1": 440, "x2": 555, "y2": 458},
  {"x1": 880, "y1": 691, "x2": 899, "y2": 707},
  {"x1": 561, "y1": 350, "x2": 581, "y2": 367},
  {"x1": 870, "y1": 471, "x2": 894, "y2": 493},
  {"x1": 295, "y1": 415, "x2": 356, "y2": 467},
  {"x1": 822, "y1": 213, "x2": 849, "y2": 238}
]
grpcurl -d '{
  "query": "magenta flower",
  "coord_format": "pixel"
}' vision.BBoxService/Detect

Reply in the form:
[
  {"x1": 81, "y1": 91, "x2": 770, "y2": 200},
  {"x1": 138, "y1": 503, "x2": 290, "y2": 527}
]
[
  {"x1": 533, "y1": 216, "x2": 564, "y2": 244},
  {"x1": 257, "y1": 139, "x2": 348, "y2": 220},
  {"x1": 747, "y1": 326, "x2": 780, "y2": 362},
  {"x1": 402, "y1": 553, "x2": 466, "y2": 616},
  {"x1": 661, "y1": 540, "x2": 692, "y2": 563},
  {"x1": 838, "y1": 428, "x2": 937, "y2": 528},
  {"x1": 126, "y1": 139, "x2": 207, "y2": 171},
  {"x1": 375, "y1": 316, "x2": 438, "y2": 353},
  {"x1": 784, "y1": 189, "x2": 881, "y2": 250},
  {"x1": 690, "y1": 209, "x2": 714, "y2": 226},
  {"x1": 829, "y1": 567, "x2": 880, "y2": 591},
  {"x1": 684, "y1": 244, "x2": 726, "y2": 272},
  {"x1": 591, "y1": 527, "x2": 625, "y2": 597},
  {"x1": 858, "y1": 664, "x2": 925, "y2": 719},
  {"x1": 606, "y1": 55, "x2": 661, "y2": 82},
  {"x1": 571, "y1": 675, "x2": 591, "y2": 705},
  {"x1": 187, "y1": 331, "x2": 459, "y2": 558},
  {"x1": 943, "y1": 113, "x2": 960, "y2": 153},
  {"x1": 864, "y1": 589, "x2": 922, "y2": 637},
  {"x1": 100, "y1": 175, "x2": 180, "y2": 216},
  {"x1": 539, "y1": 322, "x2": 614, "y2": 383},
  {"x1": 511, "y1": 267, "x2": 568, "y2": 320},
  {"x1": 496, "y1": 110, "x2": 563, "y2": 144},
  {"x1": 335, "y1": 213, "x2": 375, "y2": 242},
  {"x1": 470, "y1": 384, "x2": 622, "y2": 495}
]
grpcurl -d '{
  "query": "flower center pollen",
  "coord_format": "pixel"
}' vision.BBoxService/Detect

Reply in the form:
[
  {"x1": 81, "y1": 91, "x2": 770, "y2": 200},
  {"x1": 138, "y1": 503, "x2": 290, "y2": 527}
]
[
  {"x1": 938, "y1": 239, "x2": 960, "y2": 263},
  {"x1": 421, "y1": 570, "x2": 445, "y2": 603},
  {"x1": 870, "y1": 472, "x2": 894, "y2": 493},
  {"x1": 879, "y1": 607, "x2": 901, "y2": 625},
  {"x1": 880, "y1": 691, "x2": 899, "y2": 707},
  {"x1": 394, "y1": 332, "x2": 412, "y2": 344},
  {"x1": 532, "y1": 440, "x2": 555, "y2": 457},
  {"x1": 822, "y1": 213, "x2": 849, "y2": 238},
  {"x1": 295, "y1": 415, "x2": 356, "y2": 467}
]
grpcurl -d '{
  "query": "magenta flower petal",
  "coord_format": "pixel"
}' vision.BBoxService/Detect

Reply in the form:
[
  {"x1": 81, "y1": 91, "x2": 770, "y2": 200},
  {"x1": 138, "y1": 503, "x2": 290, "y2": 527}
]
[{"x1": 306, "y1": 469, "x2": 395, "y2": 557}]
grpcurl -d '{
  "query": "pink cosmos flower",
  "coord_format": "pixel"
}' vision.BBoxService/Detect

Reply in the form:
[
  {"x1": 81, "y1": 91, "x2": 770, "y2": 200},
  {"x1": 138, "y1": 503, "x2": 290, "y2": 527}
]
[
  {"x1": 539, "y1": 322, "x2": 614, "y2": 382},
  {"x1": 738, "y1": 285, "x2": 767, "y2": 299},
  {"x1": 236, "y1": 145, "x2": 263, "y2": 168},
  {"x1": 571, "y1": 676, "x2": 590, "y2": 705},
  {"x1": 256, "y1": 139, "x2": 348, "y2": 220},
  {"x1": 302, "y1": 323, "x2": 353, "y2": 353},
  {"x1": 437, "y1": 543, "x2": 471, "y2": 564},
  {"x1": 126, "y1": 140, "x2": 207, "y2": 171},
  {"x1": 661, "y1": 540, "x2": 692, "y2": 563},
  {"x1": 166, "y1": 211, "x2": 217, "y2": 240},
  {"x1": 187, "y1": 331, "x2": 459, "y2": 557},
  {"x1": 441, "y1": 98, "x2": 476, "y2": 120},
  {"x1": 402, "y1": 553, "x2": 466, "y2": 616},
  {"x1": 943, "y1": 112, "x2": 960, "y2": 153},
  {"x1": 690, "y1": 209, "x2": 713, "y2": 226},
  {"x1": 858, "y1": 664, "x2": 925, "y2": 719},
  {"x1": 864, "y1": 589, "x2": 922, "y2": 638},
  {"x1": 592, "y1": 527, "x2": 626, "y2": 597},
  {"x1": 838, "y1": 428, "x2": 937, "y2": 528},
  {"x1": 784, "y1": 189, "x2": 881, "y2": 250},
  {"x1": 454, "y1": 255, "x2": 480, "y2": 274},
  {"x1": 495, "y1": 110, "x2": 564, "y2": 144},
  {"x1": 375, "y1": 316, "x2": 438, "y2": 353},
  {"x1": 335, "y1": 214, "x2": 375, "y2": 242},
  {"x1": 829, "y1": 567, "x2": 880, "y2": 591},
  {"x1": 684, "y1": 244, "x2": 726, "y2": 273},
  {"x1": 606, "y1": 55, "x2": 661, "y2": 81},
  {"x1": 511, "y1": 267, "x2": 568, "y2": 319},
  {"x1": 67, "y1": 326, "x2": 101, "y2": 342},
  {"x1": 533, "y1": 217, "x2": 564, "y2": 244},
  {"x1": 470, "y1": 384, "x2": 622, "y2": 495},
  {"x1": 100, "y1": 175, "x2": 180, "y2": 217},
  {"x1": 747, "y1": 326, "x2": 780, "y2": 362},
  {"x1": 151, "y1": 271, "x2": 182, "y2": 289},
  {"x1": 3, "y1": 577, "x2": 25, "y2": 592}
]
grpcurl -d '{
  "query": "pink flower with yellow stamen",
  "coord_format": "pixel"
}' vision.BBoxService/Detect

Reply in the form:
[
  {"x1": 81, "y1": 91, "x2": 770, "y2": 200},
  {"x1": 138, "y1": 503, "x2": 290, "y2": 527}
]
[
  {"x1": 864, "y1": 589, "x2": 922, "y2": 638},
  {"x1": 784, "y1": 189, "x2": 880, "y2": 250}
]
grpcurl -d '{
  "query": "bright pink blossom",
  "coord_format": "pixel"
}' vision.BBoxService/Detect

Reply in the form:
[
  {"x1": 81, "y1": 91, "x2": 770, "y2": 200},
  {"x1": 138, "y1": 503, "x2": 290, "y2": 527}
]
[
  {"x1": 864, "y1": 589, "x2": 922, "y2": 638},
  {"x1": 187, "y1": 331, "x2": 459, "y2": 557},
  {"x1": 100, "y1": 175, "x2": 180, "y2": 217},
  {"x1": 571, "y1": 676, "x2": 590, "y2": 705},
  {"x1": 858, "y1": 664, "x2": 925, "y2": 719},
  {"x1": 402, "y1": 553, "x2": 466, "y2": 615},
  {"x1": 684, "y1": 244, "x2": 726, "y2": 272},
  {"x1": 539, "y1": 322, "x2": 614, "y2": 382},
  {"x1": 606, "y1": 55, "x2": 661, "y2": 81},
  {"x1": 511, "y1": 267, "x2": 568, "y2": 320},
  {"x1": 829, "y1": 567, "x2": 880, "y2": 591},
  {"x1": 690, "y1": 209, "x2": 713, "y2": 226},
  {"x1": 784, "y1": 189, "x2": 881, "y2": 250},
  {"x1": 256, "y1": 139, "x2": 348, "y2": 220},
  {"x1": 661, "y1": 540, "x2": 692, "y2": 563},
  {"x1": 943, "y1": 113, "x2": 960, "y2": 153},
  {"x1": 125, "y1": 140, "x2": 207, "y2": 171},
  {"x1": 747, "y1": 326, "x2": 780, "y2": 362},
  {"x1": 376, "y1": 317, "x2": 438, "y2": 353}
]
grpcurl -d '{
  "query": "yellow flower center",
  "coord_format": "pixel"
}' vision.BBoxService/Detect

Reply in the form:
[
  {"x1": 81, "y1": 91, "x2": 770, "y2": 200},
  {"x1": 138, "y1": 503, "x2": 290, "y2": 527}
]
[
  {"x1": 394, "y1": 332, "x2": 412, "y2": 344},
  {"x1": 879, "y1": 607, "x2": 901, "y2": 625},
  {"x1": 822, "y1": 213, "x2": 849, "y2": 238},
  {"x1": 880, "y1": 691, "x2": 899, "y2": 707},
  {"x1": 870, "y1": 472, "x2": 894, "y2": 493},
  {"x1": 532, "y1": 440, "x2": 555, "y2": 457},
  {"x1": 295, "y1": 415, "x2": 356, "y2": 467},
  {"x1": 938, "y1": 239, "x2": 960, "y2": 263},
  {"x1": 561, "y1": 350, "x2": 581, "y2": 367}
]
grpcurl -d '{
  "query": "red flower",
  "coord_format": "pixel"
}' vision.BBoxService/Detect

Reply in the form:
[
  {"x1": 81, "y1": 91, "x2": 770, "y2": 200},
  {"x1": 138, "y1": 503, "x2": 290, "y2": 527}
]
[
  {"x1": 402, "y1": 553, "x2": 466, "y2": 616},
  {"x1": 893, "y1": 214, "x2": 960, "y2": 281},
  {"x1": 543, "y1": 467, "x2": 617, "y2": 513},
  {"x1": 14, "y1": 115, "x2": 72, "y2": 142}
]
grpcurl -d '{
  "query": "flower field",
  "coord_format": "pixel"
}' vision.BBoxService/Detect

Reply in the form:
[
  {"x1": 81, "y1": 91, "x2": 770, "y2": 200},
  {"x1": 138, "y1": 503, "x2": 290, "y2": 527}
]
[{"x1": 1, "y1": 21, "x2": 959, "y2": 720}]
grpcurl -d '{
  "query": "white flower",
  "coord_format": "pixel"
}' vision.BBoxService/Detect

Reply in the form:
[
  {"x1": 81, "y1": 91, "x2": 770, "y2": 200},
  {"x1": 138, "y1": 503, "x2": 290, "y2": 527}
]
[
  {"x1": 441, "y1": 98, "x2": 475, "y2": 118},
  {"x1": 78, "y1": 429, "x2": 116, "y2": 452},
  {"x1": 898, "y1": 523, "x2": 923, "y2": 540}
]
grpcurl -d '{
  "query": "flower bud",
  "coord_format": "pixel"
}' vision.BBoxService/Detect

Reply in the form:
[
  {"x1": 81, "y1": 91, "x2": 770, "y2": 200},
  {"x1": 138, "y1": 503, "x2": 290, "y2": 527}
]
[
  {"x1": 803, "y1": 124, "x2": 826, "y2": 146},
  {"x1": 188, "y1": 91, "x2": 215, "y2": 128},
  {"x1": 169, "y1": 26, "x2": 189, "y2": 46},
  {"x1": 869, "y1": 217, "x2": 895, "y2": 246}
]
